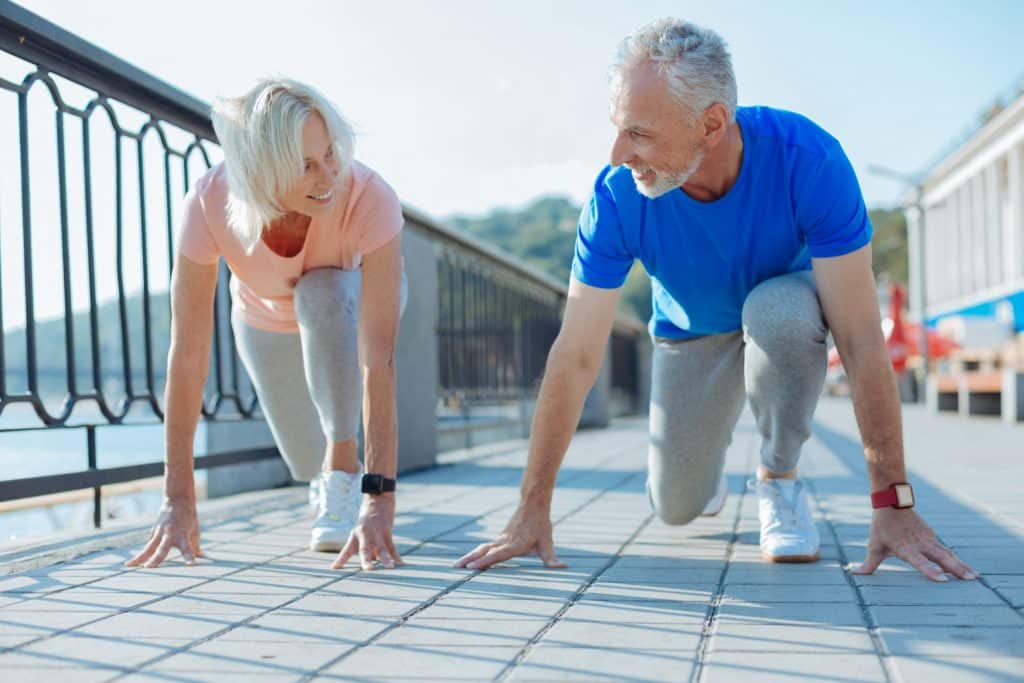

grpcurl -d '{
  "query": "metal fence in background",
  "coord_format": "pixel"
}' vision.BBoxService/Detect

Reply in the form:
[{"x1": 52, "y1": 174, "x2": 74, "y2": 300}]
[{"x1": 0, "y1": 1, "x2": 648, "y2": 529}]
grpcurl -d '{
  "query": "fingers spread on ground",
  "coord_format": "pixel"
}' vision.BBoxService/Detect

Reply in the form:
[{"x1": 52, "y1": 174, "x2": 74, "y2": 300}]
[
  {"x1": 143, "y1": 536, "x2": 173, "y2": 569},
  {"x1": 454, "y1": 543, "x2": 494, "y2": 568}
]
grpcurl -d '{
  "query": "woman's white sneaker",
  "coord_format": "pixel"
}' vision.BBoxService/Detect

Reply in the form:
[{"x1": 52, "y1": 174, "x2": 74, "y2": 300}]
[
  {"x1": 310, "y1": 468, "x2": 362, "y2": 552},
  {"x1": 748, "y1": 478, "x2": 820, "y2": 563}
]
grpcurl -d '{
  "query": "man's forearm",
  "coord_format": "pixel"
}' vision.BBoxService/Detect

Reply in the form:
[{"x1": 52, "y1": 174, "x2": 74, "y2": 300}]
[
  {"x1": 843, "y1": 339, "x2": 908, "y2": 490},
  {"x1": 520, "y1": 346, "x2": 603, "y2": 507},
  {"x1": 363, "y1": 365, "x2": 397, "y2": 479}
]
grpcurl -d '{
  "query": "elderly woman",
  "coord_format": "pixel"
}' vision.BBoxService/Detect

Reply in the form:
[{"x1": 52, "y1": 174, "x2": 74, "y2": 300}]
[{"x1": 127, "y1": 78, "x2": 406, "y2": 570}]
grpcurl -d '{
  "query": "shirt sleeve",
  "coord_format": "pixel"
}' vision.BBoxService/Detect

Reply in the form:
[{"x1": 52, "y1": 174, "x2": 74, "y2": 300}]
[
  {"x1": 175, "y1": 184, "x2": 220, "y2": 266},
  {"x1": 352, "y1": 173, "x2": 404, "y2": 256},
  {"x1": 570, "y1": 174, "x2": 634, "y2": 288},
  {"x1": 796, "y1": 142, "x2": 873, "y2": 258}
]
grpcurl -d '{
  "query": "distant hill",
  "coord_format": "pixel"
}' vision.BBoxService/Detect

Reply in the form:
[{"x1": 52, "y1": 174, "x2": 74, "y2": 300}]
[
  {"x1": 449, "y1": 199, "x2": 909, "y2": 324},
  {"x1": 6, "y1": 202, "x2": 906, "y2": 394},
  {"x1": 3, "y1": 292, "x2": 172, "y2": 400},
  {"x1": 449, "y1": 196, "x2": 654, "y2": 322}
]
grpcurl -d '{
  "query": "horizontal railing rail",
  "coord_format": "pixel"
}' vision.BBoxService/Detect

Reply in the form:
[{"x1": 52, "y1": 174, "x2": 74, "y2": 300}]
[{"x1": 0, "y1": 2, "x2": 648, "y2": 531}]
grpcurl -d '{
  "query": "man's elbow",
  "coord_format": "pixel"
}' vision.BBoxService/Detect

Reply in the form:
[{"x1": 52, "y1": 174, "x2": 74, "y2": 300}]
[{"x1": 548, "y1": 335, "x2": 605, "y2": 379}]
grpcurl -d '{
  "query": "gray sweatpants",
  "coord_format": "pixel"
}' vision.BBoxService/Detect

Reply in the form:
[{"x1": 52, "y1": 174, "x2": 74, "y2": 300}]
[
  {"x1": 648, "y1": 270, "x2": 828, "y2": 525},
  {"x1": 233, "y1": 268, "x2": 407, "y2": 482}
]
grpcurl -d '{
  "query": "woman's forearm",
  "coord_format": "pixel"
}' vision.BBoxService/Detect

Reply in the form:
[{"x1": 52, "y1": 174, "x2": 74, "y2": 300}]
[
  {"x1": 362, "y1": 364, "x2": 397, "y2": 479},
  {"x1": 162, "y1": 342, "x2": 211, "y2": 499}
]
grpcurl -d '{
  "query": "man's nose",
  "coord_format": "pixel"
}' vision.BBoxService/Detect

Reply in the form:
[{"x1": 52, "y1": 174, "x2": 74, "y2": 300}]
[{"x1": 609, "y1": 132, "x2": 634, "y2": 167}]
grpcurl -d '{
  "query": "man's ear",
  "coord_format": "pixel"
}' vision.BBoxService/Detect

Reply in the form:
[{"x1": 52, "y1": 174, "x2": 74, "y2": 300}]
[{"x1": 701, "y1": 103, "x2": 730, "y2": 147}]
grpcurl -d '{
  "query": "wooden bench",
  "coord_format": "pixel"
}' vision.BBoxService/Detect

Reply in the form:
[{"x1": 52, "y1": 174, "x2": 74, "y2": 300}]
[{"x1": 928, "y1": 369, "x2": 1024, "y2": 423}]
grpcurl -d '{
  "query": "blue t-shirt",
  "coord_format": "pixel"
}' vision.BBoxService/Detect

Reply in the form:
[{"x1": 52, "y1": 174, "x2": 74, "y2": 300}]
[{"x1": 571, "y1": 106, "x2": 872, "y2": 339}]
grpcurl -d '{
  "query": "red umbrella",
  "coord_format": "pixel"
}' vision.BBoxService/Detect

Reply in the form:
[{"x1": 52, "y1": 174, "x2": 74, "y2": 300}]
[{"x1": 828, "y1": 283, "x2": 959, "y2": 373}]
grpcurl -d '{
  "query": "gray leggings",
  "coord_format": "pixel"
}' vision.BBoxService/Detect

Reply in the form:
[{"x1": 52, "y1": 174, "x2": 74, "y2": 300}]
[
  {"x1": 648, "y1": 270, "x2": 828, "y2": 525},
  {"x1": 233, "y1": 268, "x2": 407, "y2": 482}
]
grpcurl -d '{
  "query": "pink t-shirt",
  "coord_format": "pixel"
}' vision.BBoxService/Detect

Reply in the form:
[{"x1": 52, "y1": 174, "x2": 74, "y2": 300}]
[{"x1": 177, "y1": 161, "x2": 404, "y2": 333}]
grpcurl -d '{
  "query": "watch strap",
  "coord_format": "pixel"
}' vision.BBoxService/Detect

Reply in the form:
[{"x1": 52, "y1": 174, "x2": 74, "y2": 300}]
[{"x1": 361, "y1": 473, "x2": 397, "y2": 495}]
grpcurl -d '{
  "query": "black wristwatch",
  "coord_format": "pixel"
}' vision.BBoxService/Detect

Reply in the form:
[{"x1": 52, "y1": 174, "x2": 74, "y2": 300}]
[{"x1": 361, "y1": 473, "x2": 397, "y2": 495}]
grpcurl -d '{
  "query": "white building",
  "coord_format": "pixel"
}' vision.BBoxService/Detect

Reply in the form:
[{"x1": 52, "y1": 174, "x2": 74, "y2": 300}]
[{"x1": 909, "y1": 87, "x2": 1024, "y2": 343}]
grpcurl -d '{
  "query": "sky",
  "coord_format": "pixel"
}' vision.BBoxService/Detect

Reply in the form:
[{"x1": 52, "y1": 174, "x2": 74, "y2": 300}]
[
  {"x1": 1, "y1": 0, "x2": 1023, "y2": 328},
  {"x1": 13, "y1": 0, "x2": 1024, "y2": 217}
]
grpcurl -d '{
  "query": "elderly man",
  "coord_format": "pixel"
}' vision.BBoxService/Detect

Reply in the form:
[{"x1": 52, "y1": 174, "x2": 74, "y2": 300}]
[{"x1": 456, "y1": 18, "x2": 977, "y2": 582}]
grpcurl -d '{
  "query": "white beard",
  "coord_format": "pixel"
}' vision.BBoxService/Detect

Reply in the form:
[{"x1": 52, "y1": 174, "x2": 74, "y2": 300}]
[{"x1": 631, "y1": 148, "x2": 706, "y2": 199}]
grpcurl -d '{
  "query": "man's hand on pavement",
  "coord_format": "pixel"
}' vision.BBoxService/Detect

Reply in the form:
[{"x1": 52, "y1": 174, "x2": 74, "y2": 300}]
[
  {"x1": 454, "y1": 502, "x2": 567, "y2": 570},
  {"x1": 852, "y1": 508, "x2": 978, "y2": 582}
]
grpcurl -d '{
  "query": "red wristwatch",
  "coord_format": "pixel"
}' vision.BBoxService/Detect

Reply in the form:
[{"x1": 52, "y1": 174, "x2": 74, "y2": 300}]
[{"x1": 871, "y1": 482, "x2": 915, "y2": 509}]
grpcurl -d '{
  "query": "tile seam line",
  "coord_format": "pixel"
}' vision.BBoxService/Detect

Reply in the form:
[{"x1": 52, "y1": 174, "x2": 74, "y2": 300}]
[
  {"x1": 492, "y1": 474, "x2": 654, "y2": 682},
  {"x1": 691, "y1": 430, "x2": 756, "y2": 683},
  {"x1": 2, "y1": 463, "x2": 529, "y2": 667},
  {"x1": 302, "y1": 462, "x2": 648, "y2": 682},
  {"x1": 811, "y1": 420, "x2": 1024, "y2": 620},
  {"x1": 118, "y1": 444, "x2": 640, "y2": 681},
  {"x1": 805, "y1": 473, "x2": 899, "y2": 683}
]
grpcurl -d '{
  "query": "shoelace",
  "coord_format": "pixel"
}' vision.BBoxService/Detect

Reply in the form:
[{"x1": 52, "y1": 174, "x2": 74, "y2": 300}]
[
  {"x1": 319, "y1": 474, "x2": 354, "y2": 520},
  {"x1": 749, "y1": 479, "x2": 801, "y2": 529}
]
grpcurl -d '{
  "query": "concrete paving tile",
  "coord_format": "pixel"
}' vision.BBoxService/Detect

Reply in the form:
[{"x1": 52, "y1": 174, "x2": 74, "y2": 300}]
[
  {"x1": 216, "y1": 614, "x2": 387, "y2": 644},
  {"x1": 374, "y1": 618, "x2": 547, "y2": 647},
  {"x1": 613, "y1": 555, "x2": 727, "y2": 570},
  {"x1": 83, "y1": 574, "x2": 212, "y2": 594},
  {"x1": 0, "y1": 589, "x2": 157, "y2": 611},
  {"x1": 72, "y1": 610, "x2": 240, "y2": 639},
  {"x1": 580, "y1": 582, "x2": 713, "y2": 602},
  {"x1": 0, "y1": 609, "x2": 114, "y2": 636},
  {"x1": 319, "y1": 644, "x2": 520, "y2": 679},
  {"x1": 597, "y1": 567, "x2": 723, "y2": 585},
  {"x1": 996, "y1": 587, "x2": 1024, "y2": 607},
  {"x1": 16, "y1": 632, "x2": 191, "y2": 668},
  {"x1": 135, "y1": 662, "x2": 305, "y2": 682},
  {"x1": 0, "y1": 659, "x2": 118, "y2": 682},
  {"x1": 700, "y1": 652, "x2": 885, "y2": 682},
  {"x1": 138, "y1": 593, "x2": 284, "y2": 615},
  {"x1": 282, "y1": 593, "x2": 426, "y2": 617},
  {"x1": 709, "y1": 623, "x2": 875, "y2": 654},
  {"x1": 0, "y1": 574, "x2": 71, "y2": 594},
  {"x1": 716, "y1": 600, "x2": 865, "y2": 626},
  {"x1": 539, "y1": 619, "x2": 702, "y2": 650},
  {"x1": 429, "y1": 596, "x2": 567, "y2": 620},
  {"x1": 871, "y1": 604, "x2": 1024, "y2": 627},
  {"x1": 891, "y1": 656, "x2": 1024, "y2": 683},
  {"x1": 721, "y1": 583, "x2": 857, "y2": 603},
  {"x1": 510, "y1": 646, "x2": 695, "y2": 681},
  {"x1": 180, "y1": 639, "x2": 357, "y2": 674},
  {"x1": 560, "y1": 600, "x2": 707, "y2": 624},
  {"x1": 859, "y1": 583, "x2": 1005, "y2": 605},
  {"x1": 881, "y1": 625, "x2": 1024, "y2": 657}
]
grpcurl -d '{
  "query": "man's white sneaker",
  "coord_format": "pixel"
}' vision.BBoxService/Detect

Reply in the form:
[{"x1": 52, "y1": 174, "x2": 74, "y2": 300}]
[
  {"x1": 748, "y1": 478, "x2": 820, "y2": 563},
  {"x1": 701, "y1": 475, "x2": 729, "y2": 517},
  {"x1": 310, "y1": 468, "x2": 362, "y2": 552}
]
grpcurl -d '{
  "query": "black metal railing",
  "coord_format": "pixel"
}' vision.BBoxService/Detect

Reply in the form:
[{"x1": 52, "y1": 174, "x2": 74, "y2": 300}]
[
  {"x1": 0, "y1": 2, "x2": 268, "y2": 525},
  {"x1": 0, "y1": 2, "x2": 648, "y2": 529}
]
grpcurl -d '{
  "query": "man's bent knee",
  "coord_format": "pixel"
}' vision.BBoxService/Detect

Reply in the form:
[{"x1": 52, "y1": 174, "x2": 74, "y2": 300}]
[{"x1": 648, "y1": 486, "x2": 711, "y2": 526}]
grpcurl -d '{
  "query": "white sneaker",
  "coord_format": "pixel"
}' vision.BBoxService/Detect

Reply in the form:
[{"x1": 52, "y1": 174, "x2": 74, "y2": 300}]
[
  {"x1": 310, "y1": 468, "x2": 362, "y2": 552},
  {"x1": 308, "y1": 474, "x2": 321, "y2": 513},
  {"x1": 701, "y1": 475, "x2": 729, "y2": 517},
  {"x1": 748, "y1": 478, "x2": 820, "y2": 563}
]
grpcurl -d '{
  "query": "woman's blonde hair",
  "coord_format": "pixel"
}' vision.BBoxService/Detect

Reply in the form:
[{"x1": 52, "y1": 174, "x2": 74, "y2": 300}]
[{"x1": 211, "y1": 77, "x2": 355, "y2": 250}]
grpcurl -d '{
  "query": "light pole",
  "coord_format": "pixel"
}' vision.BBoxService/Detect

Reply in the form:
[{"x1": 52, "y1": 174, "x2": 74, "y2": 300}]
[{"x1": 868, "y1": 164, "x2": 930, "y2": 403}]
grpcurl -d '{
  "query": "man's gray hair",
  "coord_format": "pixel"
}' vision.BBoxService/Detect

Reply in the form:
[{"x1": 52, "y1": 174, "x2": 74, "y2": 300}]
[{"x1": 612, "y1": 18, "x2": 737, "y2": 122}]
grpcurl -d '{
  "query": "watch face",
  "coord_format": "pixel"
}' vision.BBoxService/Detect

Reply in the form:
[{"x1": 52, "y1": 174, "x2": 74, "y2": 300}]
[{"x1": 895, "y1": 484, "x2": 914, "y2": 508}]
